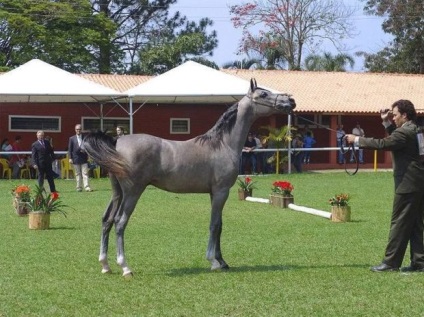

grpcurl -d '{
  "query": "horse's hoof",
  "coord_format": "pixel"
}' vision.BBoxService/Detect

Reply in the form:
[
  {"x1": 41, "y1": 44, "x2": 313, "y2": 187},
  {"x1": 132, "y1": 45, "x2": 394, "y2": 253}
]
[
  {"x1": 101, "y1": 268, "x2": 112, "y2": 274},
  {"x1": 123, "y1": 272, "x2": 134, "y2": 279},
  {"x1": 210, "y1": 260, "x2": 230, "y2": 271}
]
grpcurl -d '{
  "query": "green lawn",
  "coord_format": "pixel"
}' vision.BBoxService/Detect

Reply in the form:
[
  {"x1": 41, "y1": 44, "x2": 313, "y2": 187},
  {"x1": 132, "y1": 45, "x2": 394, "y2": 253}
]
[{"x1": 1, "y1": 171, "x2": 424, "y2": 316}]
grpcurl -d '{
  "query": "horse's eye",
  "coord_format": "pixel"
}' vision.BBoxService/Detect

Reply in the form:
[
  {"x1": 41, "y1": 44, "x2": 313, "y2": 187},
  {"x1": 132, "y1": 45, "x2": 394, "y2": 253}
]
[{"x1": 260, "y1": 91, "x2": 268, "y2": 98}]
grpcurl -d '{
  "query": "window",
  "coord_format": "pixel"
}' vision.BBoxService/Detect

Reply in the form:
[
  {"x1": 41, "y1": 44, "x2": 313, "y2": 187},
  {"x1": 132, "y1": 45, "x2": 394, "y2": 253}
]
[
  {"x1": 82, "y1": 117, "x2": 129, "y2": 133},
  {"x1": 10, "y1": 115, "x2": 61, "y2": 132},
  {"x1": 170, "y1": 118, "x2": 190, "y2": 134}
]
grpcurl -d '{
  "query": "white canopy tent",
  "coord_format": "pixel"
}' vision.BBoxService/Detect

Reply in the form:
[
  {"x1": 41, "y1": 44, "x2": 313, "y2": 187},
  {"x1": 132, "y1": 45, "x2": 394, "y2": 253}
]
[
  {"x1": 124, "y1": 61, "x2": 281, "y2": 133},
  {"x1": 0, "y1": 59, "x2": 126, "y2": 131},
  {"x1": 125, "y1": 61, "x2": 254, "y2": 103},
  {"x1": 0, "y1": 59, "x2": 125, "y2": 103}
]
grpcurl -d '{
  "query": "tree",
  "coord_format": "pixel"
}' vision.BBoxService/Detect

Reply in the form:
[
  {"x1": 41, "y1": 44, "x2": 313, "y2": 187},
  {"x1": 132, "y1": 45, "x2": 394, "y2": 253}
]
[
  {"x1": 222, "y1": 58, "x2": 262, "y2": 69},
  {"x1": 230, "y1": 0, "x2": 355, "y2": 70},
  {"x1": 0, "y1": 0, "x2": 218, "y2": 74},
  {"x1": 363, "y1": 0, "x2": 424, "y2": 73},
  {"x1": 91, "y1": 0, "x2": 218, "y2": 74},
  {"x1": 0, "y1": 0, "x2": 113, "y2": 72},
  {"x1": 304, "y1": 52, "x2": 354, "y2": 71}
]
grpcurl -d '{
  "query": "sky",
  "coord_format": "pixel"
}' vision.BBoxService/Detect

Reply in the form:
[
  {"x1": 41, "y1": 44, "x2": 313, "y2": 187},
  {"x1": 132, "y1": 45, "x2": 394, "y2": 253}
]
[{"x1": 171, "y1": 0, "x2": 393, "y2": 72}]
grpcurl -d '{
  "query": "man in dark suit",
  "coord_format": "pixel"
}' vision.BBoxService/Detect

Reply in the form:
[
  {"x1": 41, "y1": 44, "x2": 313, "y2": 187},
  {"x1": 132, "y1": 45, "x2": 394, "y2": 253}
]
[
  {"x1": 31, "y1": 130, "x2": 57, "y2": 193},
  {"x1": 346, "y1": 99, "x2": 424, "y2": 272},
  {"x1": 68, "y1": 124, "x2": 92, "y2": 192}
]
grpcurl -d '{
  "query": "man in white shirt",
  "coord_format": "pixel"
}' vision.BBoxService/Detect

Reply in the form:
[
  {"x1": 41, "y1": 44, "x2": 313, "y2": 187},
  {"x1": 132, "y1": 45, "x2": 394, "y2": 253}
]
[
  {"x1": 68, "y1": 124, "x2": 92, "y2": 192},
  {"x1": 350, "y1": 122, "x2": 365, "y2": 163}
]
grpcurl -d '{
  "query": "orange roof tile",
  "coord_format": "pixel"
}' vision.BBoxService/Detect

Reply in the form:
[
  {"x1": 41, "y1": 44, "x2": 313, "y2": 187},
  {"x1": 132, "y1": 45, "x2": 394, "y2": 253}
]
[
  {"x1": 78, "y1": 74, "x2": 150, "y2": 93},
  {"x1": 222, "y1": 70, "x2": 424, "y2": 114}
]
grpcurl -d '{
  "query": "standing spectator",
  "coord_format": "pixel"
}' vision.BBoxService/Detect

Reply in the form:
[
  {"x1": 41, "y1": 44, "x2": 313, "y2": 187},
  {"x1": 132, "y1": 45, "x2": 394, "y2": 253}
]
[
  {"x1": 346, "y1": 100, "x2": 424, "y2": 272},
  {"x1": 291, "y1": 134, "x2": 304, "y2": 173},
  {"x1": 303, "y1": 124, "x2": 314, "y2": 138},
  {"x1": 302, "y1": 131, "x2": 316, "y2": 164},
  {"x1": 1, "y1": 138, "x2": 13, "y2": 159},
  {"x1": 241, "y1": 133, "x2": 257, "y2": 174},
  {"x1": 45, "y1": 136, "x2": 60, "y2": 178},
  {"x1": 115, "y1": 126, "x2": 125, "y2": 139},
  {"x1": 336, "y1": 124, "x2": 346, "y2": 164},
  {"x1": 350, "y1": 122, "x2": 365, "y2": 163},
  {"x1": 31, "y1": 131, "x2": 57, "y2": 193},
  {"x1": 10, "y1": 135, "x2": 24, "y2": 179},
  {"x1": 68, "y1": 124, "x2": 92, "y2": 192}
]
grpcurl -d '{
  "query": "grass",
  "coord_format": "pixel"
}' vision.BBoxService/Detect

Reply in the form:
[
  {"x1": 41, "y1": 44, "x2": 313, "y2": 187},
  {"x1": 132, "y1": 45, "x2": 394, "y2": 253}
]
[{"x1": 1, "y1": 171, "x2": 424, "y2": 316}]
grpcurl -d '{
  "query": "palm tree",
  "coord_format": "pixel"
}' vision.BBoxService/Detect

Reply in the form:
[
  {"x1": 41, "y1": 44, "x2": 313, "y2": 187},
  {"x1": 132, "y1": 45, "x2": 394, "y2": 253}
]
[
  {"x1": 221, "y1": 58, "x2": 262, "y2": 69},
  {"x1": 304, "y1": 52, "x2": 355, "y2": 71},
  {"x1": 261, "y1": 125, "x2": 296, "y2": 174}
]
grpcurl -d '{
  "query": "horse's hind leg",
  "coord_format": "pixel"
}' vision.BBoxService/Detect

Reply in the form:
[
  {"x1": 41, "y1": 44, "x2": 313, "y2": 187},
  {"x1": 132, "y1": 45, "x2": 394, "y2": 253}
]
[
  {"x1": 99, "y1": 206, "x2": 114, "y2": 274},
  {"x1": 99, "y1": 175, "x2": 122, "y2": 274},
  {"x1": 206, "y1": 189, "x2": 230, "y2": 271},
  {"x1": 115, "y1": 191, "x2": 144, "y2": 277}
]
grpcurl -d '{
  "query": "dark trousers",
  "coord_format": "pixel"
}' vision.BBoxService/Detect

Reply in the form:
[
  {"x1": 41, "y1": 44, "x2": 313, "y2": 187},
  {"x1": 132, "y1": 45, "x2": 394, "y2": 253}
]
[
  {"x1": 37, "y1": 165, "x2": 56, "y2": 192},
  {"x1": 241, "y1": 153, "x2": 257, "y2": 174},
  {"x1": 383, "y1": 192, "x2": 424, "y2": 268},
  {"x1": 292, "y1": 152, "x2": 303, "y2": 173}
]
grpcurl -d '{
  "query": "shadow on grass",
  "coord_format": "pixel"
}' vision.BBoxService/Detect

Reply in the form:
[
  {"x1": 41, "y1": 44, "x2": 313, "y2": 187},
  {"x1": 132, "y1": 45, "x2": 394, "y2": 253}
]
[
  {"x1": 48, "y1": 226, "x2": 77, "y2": 230},
  {"x1": 167, "y1": 263, "x2": 371, "y2": 276}
]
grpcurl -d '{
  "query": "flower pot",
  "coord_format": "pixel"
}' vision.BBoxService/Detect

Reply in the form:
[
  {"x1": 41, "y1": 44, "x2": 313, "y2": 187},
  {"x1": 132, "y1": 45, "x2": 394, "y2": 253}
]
[
  {"x1": 13, "y1": 197, "x2": 29, "y2": 217},
  {"x1": 269, "y1": 194, "x2": 294, "y2": 208},
  {"x1": 238, "y1": 189, "x2": 252, "y2": 200},
  {"x1": 28, "y1": 212, "x2": 50, "y2": 230},
  {"x1": 331, "y1": 206, "x2": 351, "y2": 222}
]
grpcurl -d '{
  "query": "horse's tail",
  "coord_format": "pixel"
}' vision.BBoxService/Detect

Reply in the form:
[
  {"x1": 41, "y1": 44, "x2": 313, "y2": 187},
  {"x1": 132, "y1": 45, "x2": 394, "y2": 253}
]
[{"x1": 83, "y1": 131, "x2": 130, "y2": 178}]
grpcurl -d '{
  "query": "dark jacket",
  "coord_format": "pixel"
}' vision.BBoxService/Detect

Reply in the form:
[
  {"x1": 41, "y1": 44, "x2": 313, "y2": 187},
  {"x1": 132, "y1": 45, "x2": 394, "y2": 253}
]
[
  {"x1": 68, "y1": 135, "x2": 88, "y2": 164},
  {"x1": 358, "y1": 121, "x2": 424, "y2": 194},
  {"x1": 31, "y1": 139, "x2": 55, "y2": 169}
]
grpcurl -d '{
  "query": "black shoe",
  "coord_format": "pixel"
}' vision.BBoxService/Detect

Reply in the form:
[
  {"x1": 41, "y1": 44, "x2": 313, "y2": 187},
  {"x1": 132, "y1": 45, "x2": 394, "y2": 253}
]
[
  {"x1": 400, "y1": 265, "x2": 424, "y2": 273},
  {"x1": 370, "y1": 263, "x2": 399, "y2": 272}
]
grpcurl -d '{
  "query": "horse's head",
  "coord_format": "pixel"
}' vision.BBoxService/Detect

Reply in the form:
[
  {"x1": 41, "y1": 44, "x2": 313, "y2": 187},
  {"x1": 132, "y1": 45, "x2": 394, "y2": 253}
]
[{"x1": 248, "y1": 78, "x2": 296, "y2": 114}]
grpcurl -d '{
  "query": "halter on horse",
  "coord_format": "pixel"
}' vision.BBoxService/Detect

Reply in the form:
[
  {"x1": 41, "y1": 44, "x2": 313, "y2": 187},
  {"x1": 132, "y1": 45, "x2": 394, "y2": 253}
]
[{"x1": 83, "y1": 79, "x2": 296, "y2": 277}]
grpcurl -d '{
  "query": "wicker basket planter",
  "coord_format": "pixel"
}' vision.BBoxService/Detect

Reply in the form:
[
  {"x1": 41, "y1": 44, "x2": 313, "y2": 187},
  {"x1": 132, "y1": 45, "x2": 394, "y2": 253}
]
[{"x1": 269, "y1": 194, "x2": 294, "y2": 208}]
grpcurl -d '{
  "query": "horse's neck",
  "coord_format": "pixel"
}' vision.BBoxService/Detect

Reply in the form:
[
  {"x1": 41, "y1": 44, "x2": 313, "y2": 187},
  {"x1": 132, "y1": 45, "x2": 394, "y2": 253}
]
[{"x1": 226, "y1": 99, "x2": 258, "y2": 151}]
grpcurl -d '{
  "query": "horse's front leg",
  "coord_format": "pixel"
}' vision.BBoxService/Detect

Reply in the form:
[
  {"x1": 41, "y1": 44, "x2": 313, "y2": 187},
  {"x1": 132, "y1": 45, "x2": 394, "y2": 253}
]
[{"x1": 206, "y1": 189, "x2": 230, "y2": 271}]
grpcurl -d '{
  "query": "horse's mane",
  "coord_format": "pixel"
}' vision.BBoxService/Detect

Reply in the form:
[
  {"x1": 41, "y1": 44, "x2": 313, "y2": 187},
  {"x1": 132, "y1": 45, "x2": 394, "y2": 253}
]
[{"x1": 194, "y1": 102, "x2": 239, "y2": 149}]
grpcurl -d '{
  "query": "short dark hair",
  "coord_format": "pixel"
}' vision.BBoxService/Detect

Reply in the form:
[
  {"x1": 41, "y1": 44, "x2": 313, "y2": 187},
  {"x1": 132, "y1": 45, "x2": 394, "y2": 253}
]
[{"x1": 391, "y1": 99, "x2": 417, "y2": 121}]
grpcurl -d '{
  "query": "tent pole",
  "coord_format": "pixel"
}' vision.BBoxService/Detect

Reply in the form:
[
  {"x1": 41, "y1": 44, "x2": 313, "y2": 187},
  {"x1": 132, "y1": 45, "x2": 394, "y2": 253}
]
[
  {"x1": 129, "y1": 97, "x2": 133, "y2": 134},
  {"x1": 100, "y1": 104, "x2": 104, "y2": 131}
]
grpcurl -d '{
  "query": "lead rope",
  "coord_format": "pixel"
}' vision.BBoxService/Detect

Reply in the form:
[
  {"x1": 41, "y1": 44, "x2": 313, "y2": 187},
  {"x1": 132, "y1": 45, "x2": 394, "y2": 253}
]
[
  {"x1": 338, "y1": 134, "x2": 359, "y2": 176},
  {"x1": 292, "y1": 113, "x2": 359, "y2": 176}
]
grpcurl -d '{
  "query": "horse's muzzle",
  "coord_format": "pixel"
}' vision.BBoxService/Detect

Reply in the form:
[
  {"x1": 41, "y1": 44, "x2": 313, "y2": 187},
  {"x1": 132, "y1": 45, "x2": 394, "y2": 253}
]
[{"x1": 276, "y1": 95, "x2": 296, "y2": 113}]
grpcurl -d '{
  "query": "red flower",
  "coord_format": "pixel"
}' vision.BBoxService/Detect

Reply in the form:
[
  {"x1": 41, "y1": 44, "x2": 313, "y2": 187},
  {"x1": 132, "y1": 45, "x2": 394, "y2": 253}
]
[
  {"x1": 272, "y1": 180, "x2": 294, "y2": 196},
  {"x1": 51, "y1": 192, "x2": 59, "y2": 201}
]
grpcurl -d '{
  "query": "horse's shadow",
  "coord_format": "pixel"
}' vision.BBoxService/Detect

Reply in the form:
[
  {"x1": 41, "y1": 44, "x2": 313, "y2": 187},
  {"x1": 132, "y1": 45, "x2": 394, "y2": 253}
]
[{"x1": 166, "y1": 263, "x2": 370, "y2": 276}]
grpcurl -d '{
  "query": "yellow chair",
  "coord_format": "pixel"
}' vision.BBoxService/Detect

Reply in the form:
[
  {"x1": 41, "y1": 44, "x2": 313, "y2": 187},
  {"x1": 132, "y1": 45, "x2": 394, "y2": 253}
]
[
  {"x1": 20, "y1": 161, "x2": 31, "y2": 179},
  {"x1": 92, "y1": 166, "x2": 101, "y2": 178},
  {"x1": 60, "y1": 158, "x2": 74, "y2": 179},
  {"x1": 0, "y1": 158, "x2": 12, "y2": 179}
]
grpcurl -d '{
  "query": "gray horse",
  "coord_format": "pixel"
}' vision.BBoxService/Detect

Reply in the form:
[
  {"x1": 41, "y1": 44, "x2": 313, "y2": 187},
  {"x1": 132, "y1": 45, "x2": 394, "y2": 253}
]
[{"x1": 83, "y1": 79, "x2": 296, "y2": 277}]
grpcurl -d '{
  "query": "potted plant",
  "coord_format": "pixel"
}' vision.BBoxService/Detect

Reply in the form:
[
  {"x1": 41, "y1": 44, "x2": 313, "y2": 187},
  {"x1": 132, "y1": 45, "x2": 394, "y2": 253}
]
[
  {"x1": 236, "y1": 176, "x2": 256, "y2": 200},
  {"x1": 12, "y1": 184, "x2": 31, "y2": 216},
  {"x1": 269, "y1": 180, "x2": 294, "y2": 208},
  {"x1": 329, "y1": 193, "x2": 351, "y2": 222},
  {"x1": 27, "y1": 186, "x2": 69, "y2": 230}
]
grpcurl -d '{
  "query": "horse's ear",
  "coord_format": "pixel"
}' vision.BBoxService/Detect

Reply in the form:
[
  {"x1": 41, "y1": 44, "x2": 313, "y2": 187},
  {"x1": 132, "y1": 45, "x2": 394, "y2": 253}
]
[{"x1": 250, "y1": 78, "x2": 257, "y2": 91}]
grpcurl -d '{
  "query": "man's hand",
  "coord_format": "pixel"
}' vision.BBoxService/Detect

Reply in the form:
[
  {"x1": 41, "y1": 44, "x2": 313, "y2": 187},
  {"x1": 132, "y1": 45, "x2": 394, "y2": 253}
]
[{"x1": 344, "y1": 134, "x2": 356, "y2": 144}]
